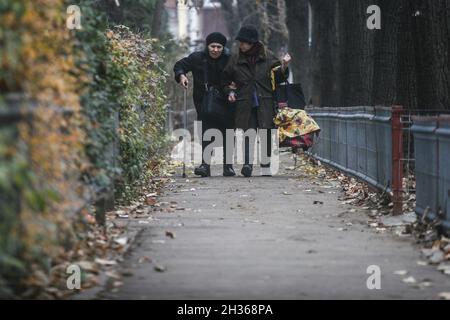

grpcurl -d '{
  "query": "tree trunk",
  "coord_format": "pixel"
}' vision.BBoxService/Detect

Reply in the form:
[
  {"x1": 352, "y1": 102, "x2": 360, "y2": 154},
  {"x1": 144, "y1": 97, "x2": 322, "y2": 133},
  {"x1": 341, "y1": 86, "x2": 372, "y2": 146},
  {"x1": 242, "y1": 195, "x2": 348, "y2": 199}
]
[
  {"x1": 310, "y1": 0, "x2": 338, "y2": 106},
  {"x1": 266, "y1": 0, "x2": 289, "y2": 56},
  {"x1": 151, "y1": 0, "x2": 165, "y2": 38},
  {"x1": 237, "y1": 0, "x2": 261, "y2": 28},
  {"x1": 285, "y1": 0, "x2": 311, "y2": 101},
  {"x1": 412, "y1": 0, "x2": 450, "y2": 110},
  {"x1": 371, "y1": 0, "x2": 401, "y2": 106},
  {"x1": 337, "y1": 0, "x2": 374, "y2": 106},
  {"x1": 217, "y1": 0, "x2": 240, "y2": 40}
]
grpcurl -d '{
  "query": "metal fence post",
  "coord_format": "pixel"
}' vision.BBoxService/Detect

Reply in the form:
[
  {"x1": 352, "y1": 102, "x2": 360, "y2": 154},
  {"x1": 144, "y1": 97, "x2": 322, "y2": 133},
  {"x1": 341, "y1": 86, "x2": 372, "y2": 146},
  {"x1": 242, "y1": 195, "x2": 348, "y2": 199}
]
[
  {"x1": 392, "y1": 106, "x2": 403, "y2": 215},
  {"x1": 347, "y1": 108, "x2": 358, "y2": 174},
  {"x1": 437, "y1": 115, "x2": 450, "y2": 232},
  {"x1": 329, "y1": 107, "x2": 339, "y2": 164},
  {"x1": 366, "y1": 107, "x2": 377, "y2": 184},
  {"x1": 337, "y1": 108, "x2": 348, "y2": 168},
  {"x1": 411, "y1": 116, "x2": 439, "y2": 222}
]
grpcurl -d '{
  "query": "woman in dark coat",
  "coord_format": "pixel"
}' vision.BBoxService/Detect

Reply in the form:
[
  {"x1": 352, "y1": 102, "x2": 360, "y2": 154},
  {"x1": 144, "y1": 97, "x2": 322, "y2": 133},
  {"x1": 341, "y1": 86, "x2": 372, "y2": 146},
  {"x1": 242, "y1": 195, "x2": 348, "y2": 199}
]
[
  {"x1": 223, "y1": 25, "x2": 291, "y2": 177},
  {"x1": 173, "y1": 32, "x2": 235, "y2": 177}
]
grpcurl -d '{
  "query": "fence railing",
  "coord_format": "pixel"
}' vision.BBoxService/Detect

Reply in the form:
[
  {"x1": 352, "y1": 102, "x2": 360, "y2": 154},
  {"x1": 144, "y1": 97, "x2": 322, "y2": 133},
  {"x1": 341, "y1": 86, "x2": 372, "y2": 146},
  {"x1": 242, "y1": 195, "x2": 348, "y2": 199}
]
[
  {"x1": 306, "y1": 105, "x2": 450, "y2": 234},
  {"x1": 411, "y1": 115, "x2": 450, "y2": 232},
  {"x1": 305, "y1": 106, "x2": 404, "y2": 214}
]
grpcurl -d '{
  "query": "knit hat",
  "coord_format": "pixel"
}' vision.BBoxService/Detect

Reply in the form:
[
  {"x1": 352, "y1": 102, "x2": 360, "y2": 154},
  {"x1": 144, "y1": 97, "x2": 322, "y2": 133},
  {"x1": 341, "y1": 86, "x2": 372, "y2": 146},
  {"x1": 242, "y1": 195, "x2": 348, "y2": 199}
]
[
  {"x1": 235, "y1": 25, "x2": 259, "y2": 43},
  {"x1": 206, "y1": 32, "x2": 227, "y2": 47}
]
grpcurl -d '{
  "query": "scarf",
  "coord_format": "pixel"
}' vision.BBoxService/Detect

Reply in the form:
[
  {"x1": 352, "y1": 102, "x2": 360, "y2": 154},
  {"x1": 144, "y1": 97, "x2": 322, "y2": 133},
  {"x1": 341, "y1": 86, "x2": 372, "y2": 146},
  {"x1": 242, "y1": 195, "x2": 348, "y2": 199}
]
[
  {"x1": 241, "y1": 42, "x2": 264, "y2": 108},
  {"x1": 242, "y1": 42, "x2": 263, "y2": 65}
]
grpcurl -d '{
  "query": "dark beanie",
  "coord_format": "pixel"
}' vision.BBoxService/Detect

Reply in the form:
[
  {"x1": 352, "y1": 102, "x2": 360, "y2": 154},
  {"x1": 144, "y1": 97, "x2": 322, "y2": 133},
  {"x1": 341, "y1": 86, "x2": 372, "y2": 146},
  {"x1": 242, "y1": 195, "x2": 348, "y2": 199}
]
[
  {"x1": 206, "y1": 32, "x2": 227, "y2": 46},
  {"x1": 235, "y1": 25, "x2": 259, "y2": 43}
]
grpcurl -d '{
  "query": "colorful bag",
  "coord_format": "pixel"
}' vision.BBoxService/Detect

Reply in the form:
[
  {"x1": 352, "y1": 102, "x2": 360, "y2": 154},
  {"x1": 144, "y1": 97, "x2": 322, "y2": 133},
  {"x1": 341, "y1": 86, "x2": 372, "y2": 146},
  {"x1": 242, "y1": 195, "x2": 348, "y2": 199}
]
[{"x1": 273, "y1": 107, "x2": 320, "y2": 151}]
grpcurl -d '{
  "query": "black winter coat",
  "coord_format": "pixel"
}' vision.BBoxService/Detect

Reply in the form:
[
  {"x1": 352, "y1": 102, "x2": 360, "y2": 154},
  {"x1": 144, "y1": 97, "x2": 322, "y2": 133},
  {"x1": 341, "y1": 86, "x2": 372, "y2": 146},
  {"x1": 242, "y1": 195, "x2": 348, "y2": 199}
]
[{"x1": 173, "y1": 48, "x2": 231, "y2": 117}]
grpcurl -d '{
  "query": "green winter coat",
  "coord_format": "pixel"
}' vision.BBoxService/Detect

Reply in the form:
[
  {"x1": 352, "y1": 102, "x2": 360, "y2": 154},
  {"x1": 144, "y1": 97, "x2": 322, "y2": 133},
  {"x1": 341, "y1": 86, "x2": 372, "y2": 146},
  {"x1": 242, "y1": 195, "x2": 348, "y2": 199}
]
[{"x1": 223, "y1": 42, "x2": 288, "y2": 130}]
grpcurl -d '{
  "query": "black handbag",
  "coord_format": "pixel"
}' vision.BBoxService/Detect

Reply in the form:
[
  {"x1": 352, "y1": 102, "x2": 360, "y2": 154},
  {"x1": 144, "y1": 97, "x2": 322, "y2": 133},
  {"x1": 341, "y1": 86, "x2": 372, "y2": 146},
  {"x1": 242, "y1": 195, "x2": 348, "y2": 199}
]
[
  {"x1": 200, "y1": 59, "x2": 234, "y2": 123},
  {"x1": 275, "y1": 78, "x2": 307, "y2": 110}
]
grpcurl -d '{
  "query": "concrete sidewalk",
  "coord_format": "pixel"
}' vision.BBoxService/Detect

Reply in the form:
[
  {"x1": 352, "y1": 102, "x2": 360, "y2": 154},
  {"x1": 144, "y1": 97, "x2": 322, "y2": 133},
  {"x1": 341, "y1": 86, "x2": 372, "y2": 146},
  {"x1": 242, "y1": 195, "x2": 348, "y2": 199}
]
[{"x1": 99, "y1": 152, "x2": 450, "y2": 300}]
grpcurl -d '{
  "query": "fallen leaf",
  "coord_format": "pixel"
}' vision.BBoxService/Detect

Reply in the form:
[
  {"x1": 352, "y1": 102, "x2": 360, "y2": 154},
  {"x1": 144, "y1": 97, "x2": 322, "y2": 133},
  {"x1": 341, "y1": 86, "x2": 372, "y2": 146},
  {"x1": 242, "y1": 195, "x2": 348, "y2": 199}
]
[
  {"x1": 438, "y1": 292, "x2": 450, "y2": 300},
  {"x1": 105, "y1": 271, "x2": 121, "y2": 279},
  {"x1": 402, "y1": 276, "x2": 416, "y2": 284},
  {"x1": 145, "y1": 197, "x2": 157, "y2": 206},
  {"x1": 444, "y1": 244, "x2": 450, "y2": 254},
  {"x1": 421, "y1": 248, "x2": 436, "y2": 258},
  {"x1": 394, "y1": 270, "x2": 408, "y2": 276},
  {"x1": 121, "y1": 270, "x2": 134, "y2": 277},
  {"x1": 138, "y1": 256, "x2": 152, "y2": 264},
  {"x1": 154, "y1": 265, "x2": 166, "y2": 272},
  {"x1": 437, "y1": 263, "x2": 450, "y2": 273},
  {"x1": 429, "y1": 251, "x2": 445, "y2": 264},
  {"x1": 114, "y1": 237, "x2": 128, "y2": 246},
  {"x1": 77, "y1": 261, "x2": 98, "y2": 273},
  {"x1": 420, "y1": 281, "x2": 432, "y2": 288},
  {"x1": 165, "y1": 231, "x2": 176, "y2": 239},
  {"x1": 95, "y1": 258, "x2": 117, "y2": 266}
]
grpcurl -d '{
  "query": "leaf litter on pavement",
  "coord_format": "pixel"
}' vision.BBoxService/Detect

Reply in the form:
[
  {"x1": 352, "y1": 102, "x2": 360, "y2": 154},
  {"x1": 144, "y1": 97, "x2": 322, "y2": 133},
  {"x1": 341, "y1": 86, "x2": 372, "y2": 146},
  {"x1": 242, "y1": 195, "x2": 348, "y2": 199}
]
[
  {"x1": 292, "y1": 153, "x2": 450, "y2": 280},
  {"x1": 23, "y1": 161, "x2": 177, "y2": 299}
]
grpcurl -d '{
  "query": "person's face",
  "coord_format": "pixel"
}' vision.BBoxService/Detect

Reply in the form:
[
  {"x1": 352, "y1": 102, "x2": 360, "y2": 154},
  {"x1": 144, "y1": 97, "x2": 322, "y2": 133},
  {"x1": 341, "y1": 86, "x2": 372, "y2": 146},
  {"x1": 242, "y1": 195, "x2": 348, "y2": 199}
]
[
  {"x1": 208, "y1": 43, "x2": 224, "y2": 59},
  {"x1": 239, "y1": 41, "x2": 253, "y2": 53}
]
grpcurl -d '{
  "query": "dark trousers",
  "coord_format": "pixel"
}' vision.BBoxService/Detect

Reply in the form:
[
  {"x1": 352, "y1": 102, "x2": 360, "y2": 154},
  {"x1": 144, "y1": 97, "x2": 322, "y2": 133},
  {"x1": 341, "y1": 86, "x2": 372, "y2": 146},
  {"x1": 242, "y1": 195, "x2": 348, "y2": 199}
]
[
  {"x1": 201, "y1": 117, "x2": 233, "y2": 165},
  {"x1": 244, "y1": 108, "x2": 272, "y2": 165}
]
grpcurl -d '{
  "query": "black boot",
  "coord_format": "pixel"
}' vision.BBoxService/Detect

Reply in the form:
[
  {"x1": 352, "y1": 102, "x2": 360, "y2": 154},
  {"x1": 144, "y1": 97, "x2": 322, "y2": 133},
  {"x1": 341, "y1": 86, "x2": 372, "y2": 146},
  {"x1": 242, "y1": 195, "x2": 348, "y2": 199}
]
[
  {"x1": 194, "y1": 163, "x2": 210, "y2": 177},
  {"x1": 241, "y1": 164, "x2": 253, "y2": 177},
  {"x1": 223, "y1": 164, "x2": 236, "y2": 177}
]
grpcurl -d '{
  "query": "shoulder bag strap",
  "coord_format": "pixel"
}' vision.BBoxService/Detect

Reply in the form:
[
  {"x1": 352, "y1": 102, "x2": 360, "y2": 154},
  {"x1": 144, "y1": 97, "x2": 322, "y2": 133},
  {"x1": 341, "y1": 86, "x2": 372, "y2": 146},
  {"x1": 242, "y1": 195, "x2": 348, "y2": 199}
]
[{"x1": 203, "y1": 58, "x2": 209, "y2": 92}]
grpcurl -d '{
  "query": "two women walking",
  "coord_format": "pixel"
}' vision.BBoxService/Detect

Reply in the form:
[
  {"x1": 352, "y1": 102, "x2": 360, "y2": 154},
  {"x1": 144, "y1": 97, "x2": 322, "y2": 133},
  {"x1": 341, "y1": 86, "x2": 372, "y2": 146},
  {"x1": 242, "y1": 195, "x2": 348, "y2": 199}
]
[{"x1": 173, "y1": 26, "x2": 291, "y2": 178}]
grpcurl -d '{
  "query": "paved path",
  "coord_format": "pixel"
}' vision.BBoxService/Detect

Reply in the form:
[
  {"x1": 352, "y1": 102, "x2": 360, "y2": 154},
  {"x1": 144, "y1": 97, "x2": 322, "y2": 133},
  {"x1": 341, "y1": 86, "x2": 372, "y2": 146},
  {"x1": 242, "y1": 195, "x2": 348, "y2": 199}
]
[{"x1": 99, "y1": 152, "x2": 450, "y2": 300}]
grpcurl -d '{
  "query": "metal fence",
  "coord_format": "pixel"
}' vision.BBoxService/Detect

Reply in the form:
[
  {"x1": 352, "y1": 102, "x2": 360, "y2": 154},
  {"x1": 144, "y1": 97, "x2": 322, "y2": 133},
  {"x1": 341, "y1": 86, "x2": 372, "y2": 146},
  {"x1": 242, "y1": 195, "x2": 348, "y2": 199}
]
[
  {"x1": 306, "y1": 105, "x2": 450, "y2": 233},
  {"x1": 306, "y1": 106, "x2": 401, "y2": 209},
  {"x1": 411, "y1": 115, "x2": 450, "y2": 232}
]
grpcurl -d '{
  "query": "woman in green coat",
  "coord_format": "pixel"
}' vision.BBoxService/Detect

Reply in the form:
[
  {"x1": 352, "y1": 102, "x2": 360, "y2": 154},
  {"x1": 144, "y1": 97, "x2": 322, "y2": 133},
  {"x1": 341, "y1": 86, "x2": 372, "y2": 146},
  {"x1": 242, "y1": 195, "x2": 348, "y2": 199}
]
[{"x1": 223, "y1": 25, "x2": 291, "y2": 177}]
